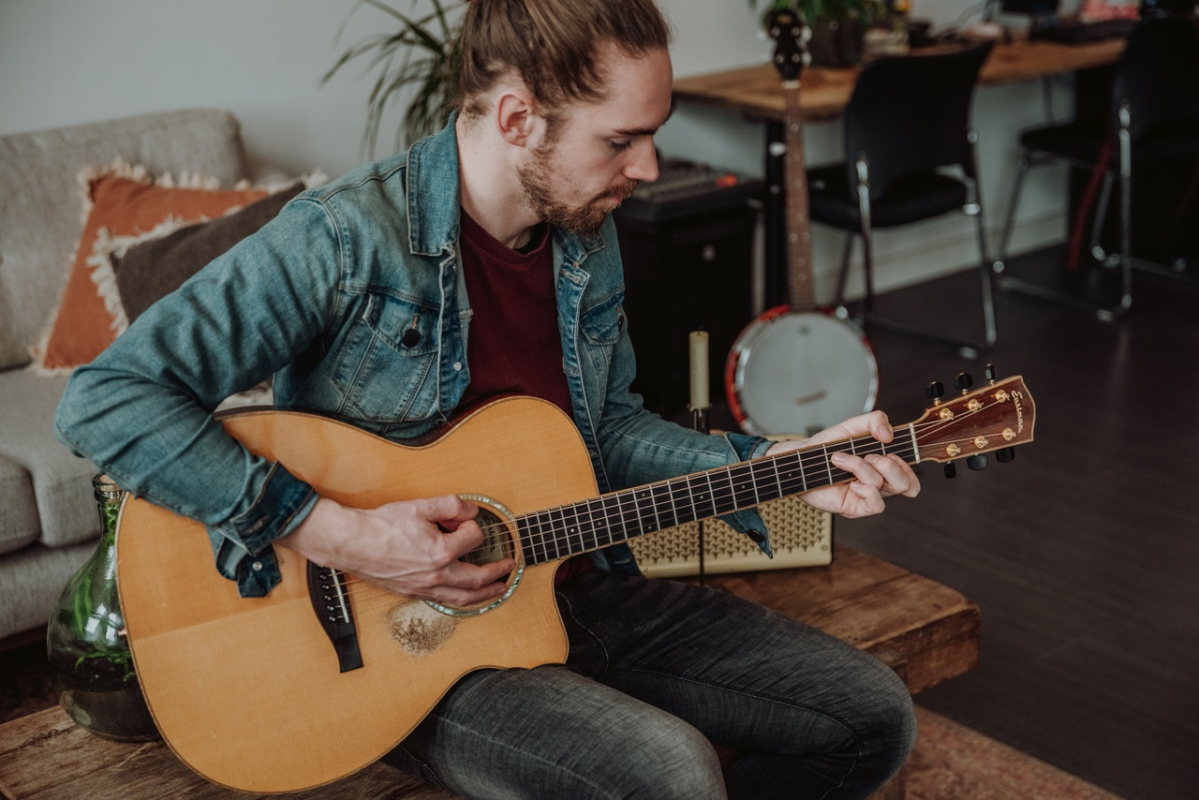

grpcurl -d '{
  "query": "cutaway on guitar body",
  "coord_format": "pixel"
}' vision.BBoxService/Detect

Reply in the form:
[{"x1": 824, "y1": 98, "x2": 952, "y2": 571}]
[{"x1": 116, "y1": 397, "x2": 587, "y2": 792}]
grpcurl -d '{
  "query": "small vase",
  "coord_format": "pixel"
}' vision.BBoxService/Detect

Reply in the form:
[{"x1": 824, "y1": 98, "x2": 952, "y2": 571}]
[{"x1": 46, "y1": 474, "x2": 159, "y2": 741}]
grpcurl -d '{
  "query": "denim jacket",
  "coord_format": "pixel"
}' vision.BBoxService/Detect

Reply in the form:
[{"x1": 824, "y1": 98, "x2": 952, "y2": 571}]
[{"x1": 55, "y1": 118, "x2": 775, "y2": 597}]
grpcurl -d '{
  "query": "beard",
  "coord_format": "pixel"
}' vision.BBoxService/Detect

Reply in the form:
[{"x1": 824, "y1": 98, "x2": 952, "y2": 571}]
[{"x1": 517, "y1": 143, "x2": 638, "y2": 237}]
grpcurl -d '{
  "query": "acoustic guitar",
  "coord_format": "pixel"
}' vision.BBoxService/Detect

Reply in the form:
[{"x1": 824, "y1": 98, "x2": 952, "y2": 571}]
[
  {"x1": 727, "y1": 8, "x2": 878, "y2": 437},
  {"x1": 117, "y1": 377, "x2": 1035, "y2": 791}
]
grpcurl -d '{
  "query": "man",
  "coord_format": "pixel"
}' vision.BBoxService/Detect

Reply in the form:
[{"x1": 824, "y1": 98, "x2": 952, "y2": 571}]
[{"x1": 56, "y1": 0, "x2": 919, "y2": 797}]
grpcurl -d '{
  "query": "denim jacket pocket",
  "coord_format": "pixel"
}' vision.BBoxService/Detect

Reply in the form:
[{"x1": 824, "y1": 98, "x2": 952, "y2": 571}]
[
  {"x1": 579, "y1": 291, "x2": 624, "y2": 346},
  {"x1": 331, "y1": 291, "x2": 441, "y2": 422},
  {"x1": 576, "y1": 291, "x2": 625, "y2": 412}
]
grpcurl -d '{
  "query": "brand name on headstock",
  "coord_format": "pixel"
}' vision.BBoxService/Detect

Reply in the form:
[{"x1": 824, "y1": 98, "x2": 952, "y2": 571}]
[{"x1": 1012, "y1": 390, "x2": 1026, "y2": 433}]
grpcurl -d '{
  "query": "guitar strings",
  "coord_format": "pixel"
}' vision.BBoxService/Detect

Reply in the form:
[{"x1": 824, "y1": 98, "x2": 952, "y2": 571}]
[
  {"x1": 323, "y1": 401, "x2": 1007, "y2": 607},
  {"x1": 328, "y1": 402, "x2": 1001, "y2": 591}
]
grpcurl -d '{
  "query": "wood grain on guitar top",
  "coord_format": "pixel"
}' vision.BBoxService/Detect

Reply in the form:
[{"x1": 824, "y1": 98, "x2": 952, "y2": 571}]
[{"x1": 116, "y1": 397, "x2": 588, "y2": 792}]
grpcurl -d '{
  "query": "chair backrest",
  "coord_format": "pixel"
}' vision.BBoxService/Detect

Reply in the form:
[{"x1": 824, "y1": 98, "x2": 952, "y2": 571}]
[
  {"x1": 1112, "y1": 15, "x2": 1199, "y2": 142},
  {"x1": 843, "y1": 42, "x2": 993, "y2": 201}
]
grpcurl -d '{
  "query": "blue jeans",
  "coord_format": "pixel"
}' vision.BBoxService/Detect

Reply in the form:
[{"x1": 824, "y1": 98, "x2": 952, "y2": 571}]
[{"x1": 384, "y1": 570, "x2": 916, "y2": 799}]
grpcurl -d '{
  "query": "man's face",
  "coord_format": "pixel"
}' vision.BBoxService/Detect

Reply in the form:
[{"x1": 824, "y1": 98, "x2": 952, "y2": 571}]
[{"x1": 517, "y1": 45, "x2": 672, "y2": 236}]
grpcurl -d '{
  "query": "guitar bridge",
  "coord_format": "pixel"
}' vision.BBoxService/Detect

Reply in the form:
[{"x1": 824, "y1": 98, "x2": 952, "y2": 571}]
[{"x1": 306, "y1": 563, "x2": 363, "y2": 673}]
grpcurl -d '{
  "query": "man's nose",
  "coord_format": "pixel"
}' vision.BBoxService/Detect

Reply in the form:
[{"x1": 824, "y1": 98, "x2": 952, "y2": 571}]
[{"x1": 624, "y1": 139, "x2": 658, "y2": 183}]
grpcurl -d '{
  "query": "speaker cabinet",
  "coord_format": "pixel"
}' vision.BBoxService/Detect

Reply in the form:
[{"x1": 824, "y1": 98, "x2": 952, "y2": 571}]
[{"x1": 615, "y1": 205, "x2": 758, "y2": 419}]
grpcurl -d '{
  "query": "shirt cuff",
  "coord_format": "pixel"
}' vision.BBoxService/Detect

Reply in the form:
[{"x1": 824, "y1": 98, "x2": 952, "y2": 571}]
[{"x1": 206, "y1": 463, "x2": 320, "y2": 597}]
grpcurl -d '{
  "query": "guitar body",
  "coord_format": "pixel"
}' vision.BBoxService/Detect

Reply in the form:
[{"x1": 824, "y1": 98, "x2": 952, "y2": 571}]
[
  {"x1": 727, "y1": 305, "x2": 878, "y2": 436},
  {"x1": 116, "y1": 396, "x2": 595, "y2": 792}
]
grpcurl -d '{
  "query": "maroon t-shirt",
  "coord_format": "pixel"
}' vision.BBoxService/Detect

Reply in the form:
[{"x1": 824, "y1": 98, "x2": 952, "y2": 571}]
[
  {"x1": 457, "y1": 209, "x2": 571, "y2": 416},
  {"x1": 457, "y1": 210, "x2": 590, "y2": 583}
]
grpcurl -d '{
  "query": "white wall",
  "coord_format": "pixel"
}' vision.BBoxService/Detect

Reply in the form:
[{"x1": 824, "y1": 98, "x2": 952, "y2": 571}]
[{"x1": 0, "y1": 0, "x2": 1074, "y2": 301}]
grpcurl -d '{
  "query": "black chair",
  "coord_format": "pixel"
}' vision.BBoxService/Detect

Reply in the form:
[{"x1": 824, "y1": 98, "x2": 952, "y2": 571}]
[
  {"x1": 807, "y1": 42, "x2": 996, "y2": 357},
  {"x1": 993, "y1": 15, "x2": 1199, "y2": 321}
]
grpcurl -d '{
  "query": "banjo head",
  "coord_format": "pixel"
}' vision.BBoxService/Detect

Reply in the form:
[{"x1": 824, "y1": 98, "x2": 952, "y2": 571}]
[{"x1": 727, "y1": 310, "x2": 878, "y2": 438}]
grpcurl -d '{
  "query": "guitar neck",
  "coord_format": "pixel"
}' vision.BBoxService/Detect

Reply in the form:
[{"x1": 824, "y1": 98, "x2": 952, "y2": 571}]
[
  {"x1": 782, "y1": 80, "x2": 817, "y2": 312},
  {"x1": 517, "y1": 425, "x2": 918, "y2": 566}
]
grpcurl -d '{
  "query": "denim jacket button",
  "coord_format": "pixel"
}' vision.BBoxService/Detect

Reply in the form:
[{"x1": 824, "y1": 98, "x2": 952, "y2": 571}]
[
  {"x1": 251, "y1": 560, "x2": 264, "y2": 571},
  {"x1": 453, "y1": 362, "x2": 463, "y2": 371}
]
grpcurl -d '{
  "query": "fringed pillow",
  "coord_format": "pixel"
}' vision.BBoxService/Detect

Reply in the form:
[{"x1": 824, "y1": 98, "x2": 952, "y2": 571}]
[{"x1": 30, "y1": 160, "x2": 315, "y2": 373}]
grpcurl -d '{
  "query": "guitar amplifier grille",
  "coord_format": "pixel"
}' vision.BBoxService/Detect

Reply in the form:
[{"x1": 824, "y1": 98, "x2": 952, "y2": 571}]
[{"x1": 628, "y1": 496, "x2": 832, "y2": 578}]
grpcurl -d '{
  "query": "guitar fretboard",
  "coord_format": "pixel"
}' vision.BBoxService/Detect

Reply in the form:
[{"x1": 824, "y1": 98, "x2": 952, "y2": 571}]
[{"x1": 516, "y1": 426, "x2": 918, "y2": 565}]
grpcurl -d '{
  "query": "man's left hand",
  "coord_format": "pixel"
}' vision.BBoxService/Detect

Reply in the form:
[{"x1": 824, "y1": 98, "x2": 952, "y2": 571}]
[{"x1": 764, "y1": 410, "x2": 920, "y2": 519}]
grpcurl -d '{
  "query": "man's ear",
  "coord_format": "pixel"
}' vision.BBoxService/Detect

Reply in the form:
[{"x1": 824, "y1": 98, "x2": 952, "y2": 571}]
[{"x1": 495, "y1": 91, "x2": 539, "y2": 147}]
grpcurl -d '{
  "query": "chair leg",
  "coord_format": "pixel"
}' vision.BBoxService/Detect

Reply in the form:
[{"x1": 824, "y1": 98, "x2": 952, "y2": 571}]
[
  {"x1": 996, "y1": 141, "x2": 1132, "y2": 321},
  {"x1": 1099, "y1": 104, "x2": 1134, "y2": 321},
  {"x1": 834, "y1": 230, "x2": 856, "y2": 315},
  {"x1": 854, "y1": 155, "x2": 877, "y2": 339},
  {"x1": 1088, "y1": 171, "x2": 1116, "y2": 263},
  {"x1": 993, "y1": 153, "x2": 1031, "y2": 272},
  {"x1": 968, "y1": 171, "x2": 998, "y2": 353}
]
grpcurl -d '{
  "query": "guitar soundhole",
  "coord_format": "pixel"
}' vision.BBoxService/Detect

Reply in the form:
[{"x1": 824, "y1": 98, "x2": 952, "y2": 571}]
[
  {"x1": 424, "y1": 493, "x2": 524, "y2": 618},
  {"x1": 460, "y1": 506, "x2": 514, "y2": 568}
]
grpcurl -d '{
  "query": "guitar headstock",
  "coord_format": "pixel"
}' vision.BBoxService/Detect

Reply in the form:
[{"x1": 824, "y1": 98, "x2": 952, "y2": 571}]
[
  {"x1": 766, "y1": 7, "x2": 811, "y2": 84},
  {"x1": 912, "y1": 375, "x2": 1035, "y2": 464}
]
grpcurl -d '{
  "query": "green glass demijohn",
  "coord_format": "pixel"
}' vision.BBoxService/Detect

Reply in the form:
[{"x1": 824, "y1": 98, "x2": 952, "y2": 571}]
[{"x1": 45, "y1": 474, "x2": 159, "y2": 741}]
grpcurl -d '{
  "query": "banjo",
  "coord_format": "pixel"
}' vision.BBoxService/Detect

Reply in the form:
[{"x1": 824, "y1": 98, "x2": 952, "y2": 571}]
[{"x1": 725, "y1": 8, "x2": 877, "y2": 437}]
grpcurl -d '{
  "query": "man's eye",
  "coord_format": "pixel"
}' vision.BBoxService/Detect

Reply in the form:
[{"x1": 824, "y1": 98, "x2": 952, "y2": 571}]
[{"x1": 610, "y1": 140, "x2": 634, "y2": 152}]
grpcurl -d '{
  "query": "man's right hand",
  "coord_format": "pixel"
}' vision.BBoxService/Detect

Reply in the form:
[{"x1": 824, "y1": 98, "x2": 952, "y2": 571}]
[{"x1": 281, "y1": 494, "x2": 516, "y2": 607}]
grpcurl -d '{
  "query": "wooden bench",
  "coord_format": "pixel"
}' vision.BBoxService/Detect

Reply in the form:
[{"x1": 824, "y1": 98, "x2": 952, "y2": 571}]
[{"x1": 0, "y1": 546, "x2": 978, "y2": 800}]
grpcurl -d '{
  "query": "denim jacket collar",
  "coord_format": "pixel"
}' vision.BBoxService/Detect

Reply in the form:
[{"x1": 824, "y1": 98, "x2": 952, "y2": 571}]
[{"x1": 406, "y1": 115, "x2": 606, "y2": 263}]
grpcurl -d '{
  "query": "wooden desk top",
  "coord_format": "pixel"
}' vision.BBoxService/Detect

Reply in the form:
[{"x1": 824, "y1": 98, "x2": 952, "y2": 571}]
[{"x1": 672, "y1": 38, "x2": 1126, "y2": 122}]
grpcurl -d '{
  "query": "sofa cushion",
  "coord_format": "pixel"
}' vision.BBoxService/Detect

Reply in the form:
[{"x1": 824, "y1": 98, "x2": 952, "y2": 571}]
[
  {"x1": 0, "y1": 109, "x2": 250, "y2": 371},
  {"x1": 31, "y1": 163, "x2": 275, "y2": 373},
  {"x1": 0, "y1": 369, "x2": 98, "y2": 549},
  {"x1": 0, "y1": 540, "x2": 95, "y2": 644},
  {"x1": 0, "y1": 451, "x2": 39, "y2": 556},
  {"x1": 112, "y1": 181, "x2": 305, "y2": 324}
]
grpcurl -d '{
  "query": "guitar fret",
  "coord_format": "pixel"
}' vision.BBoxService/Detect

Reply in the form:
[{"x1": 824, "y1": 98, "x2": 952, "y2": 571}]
[
  {"x1": 623, "y1": 484, "x2": 642, "y2": 542},
  {"x1": 709, "y1": 467, "x2": 737, "y2": 516},
  {"x1": 704, "y1": 471, "x2": 720, "y2": 519},
  {"x1": 730, "y1": 462, "x2": 756, "y2": 509},
  {"x1": 629, "y1": 488, "x2": 651, "y2": 539},
  {"x1": 579, "y1": 498, "x2": 601, "y2": 551},
  {"x1": 551, "y1": 507, "x2": 571, "y2": 561},
  {"x1": 650, "y1": 482, "x2": 674, "y2": 531}
]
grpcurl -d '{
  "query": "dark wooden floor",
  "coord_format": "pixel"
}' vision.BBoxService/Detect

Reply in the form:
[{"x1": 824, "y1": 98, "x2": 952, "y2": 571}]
[{"x1": 818, "y1": 251, "x2": 1199, "y2": 800}]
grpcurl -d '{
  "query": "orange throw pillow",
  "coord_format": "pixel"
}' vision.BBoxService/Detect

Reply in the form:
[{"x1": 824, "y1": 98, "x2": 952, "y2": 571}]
[{"x1": 32, "y1": 162, "x2": 270, "y2": 373}]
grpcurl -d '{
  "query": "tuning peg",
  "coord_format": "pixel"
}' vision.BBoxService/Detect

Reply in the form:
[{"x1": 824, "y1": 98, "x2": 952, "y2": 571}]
[
  {"x1": 943, "y1": 462, "x2": 957, "y2": 479},
  {"x1": 926, "y1": 381, "x2": 945, "y2": 403},
  {"x1": 985, "y1": 363, "x2": 998, "y2": 384},
  {"x1": 996, "y1": 447, "x2": 1016, "y2": 463},
  {"x1": 966, "y1": 454, "x2": 989, "y2": 471},
  {"x1": 955, "y1": 372, "x2": 973, "y2": 394}
]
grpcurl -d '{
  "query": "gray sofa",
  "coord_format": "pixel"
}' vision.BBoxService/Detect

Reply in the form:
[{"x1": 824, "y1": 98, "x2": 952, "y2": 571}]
[{"x1": 0, "y1": 109, "x2": 272, "y2": 644}]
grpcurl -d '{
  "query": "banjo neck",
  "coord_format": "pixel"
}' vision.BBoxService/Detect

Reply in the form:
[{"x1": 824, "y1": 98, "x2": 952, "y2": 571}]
[
  {"x1": 768, "y1": 9, "x2": 817, "y2": 313},
  {"x1": 781, "y1": 78, "x2": 816, "y2": 312}
]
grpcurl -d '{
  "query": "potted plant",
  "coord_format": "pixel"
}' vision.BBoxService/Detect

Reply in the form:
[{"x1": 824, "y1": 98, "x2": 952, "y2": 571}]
[
  {"x1": 752, "y1": 0, "x2": 885, "y2": 68},
  {"x1": 324, "y1": 0, "x2": 463, "y2": 158}
]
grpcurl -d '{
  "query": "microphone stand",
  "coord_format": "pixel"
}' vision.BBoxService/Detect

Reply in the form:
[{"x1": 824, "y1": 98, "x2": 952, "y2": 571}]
[{"x1": 688, "y1": 331, "x2": 710, "y2": 585}]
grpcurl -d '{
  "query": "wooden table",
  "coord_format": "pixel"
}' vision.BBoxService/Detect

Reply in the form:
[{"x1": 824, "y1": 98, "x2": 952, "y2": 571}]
[
  {"x1": 672, "y1": 38, "x2": 1127, "y2": 122},
  {"x1": 0, "y1": 546, "x2": 978, "y2": 800},
  {"x1": 673, "y1": 37, "x2": 1126, "y2": 306}
]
